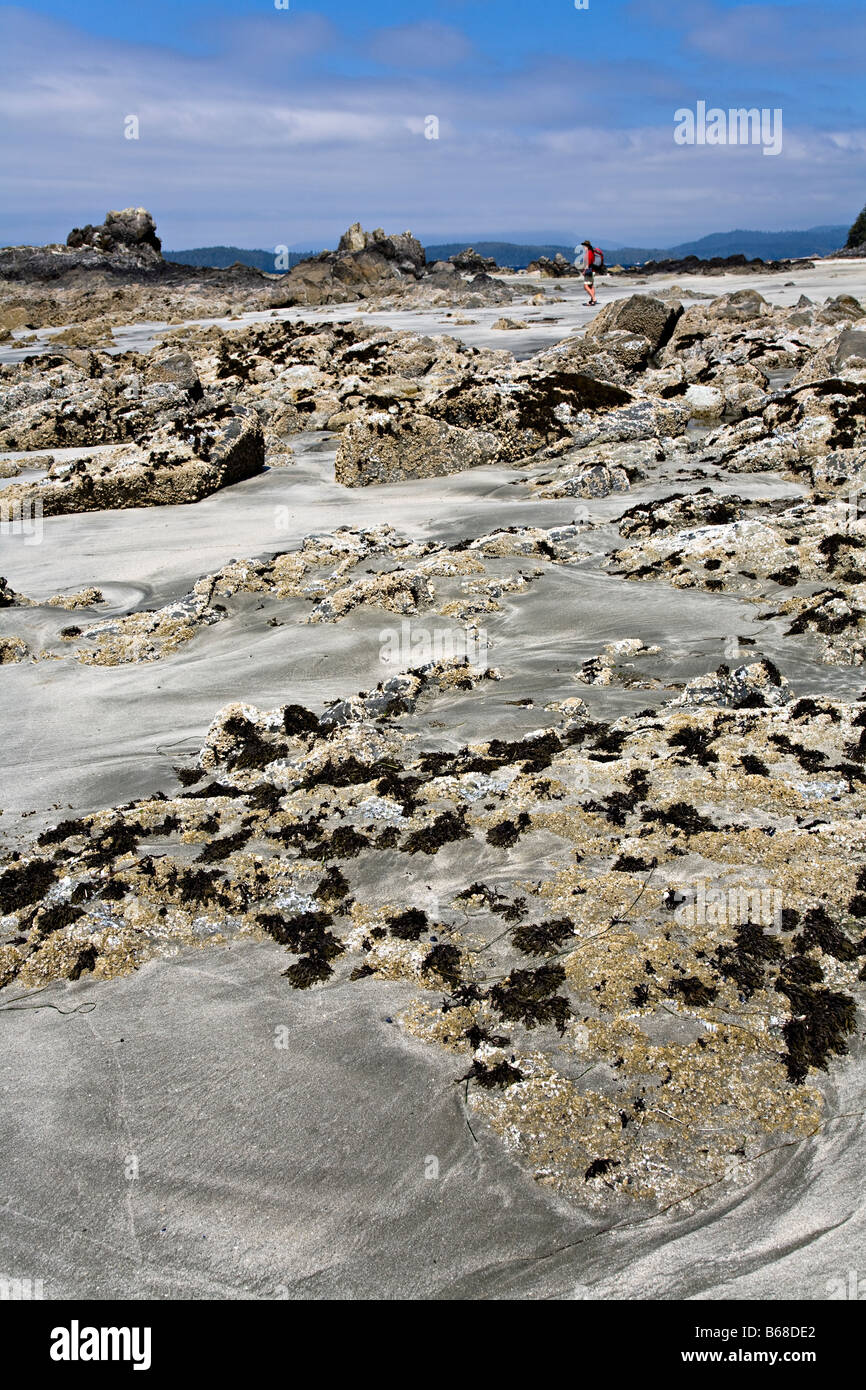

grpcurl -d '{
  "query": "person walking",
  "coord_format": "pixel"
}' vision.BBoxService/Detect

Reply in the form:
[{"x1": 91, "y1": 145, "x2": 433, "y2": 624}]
[{"x1": 578, "y1": 238, "x2": 598, "y2": 306}]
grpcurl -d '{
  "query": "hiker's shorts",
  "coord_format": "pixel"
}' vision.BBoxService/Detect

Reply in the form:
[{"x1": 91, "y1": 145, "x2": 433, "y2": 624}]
[{"x1": 583, "y1": 268, "x2": 595, "y2": 283}]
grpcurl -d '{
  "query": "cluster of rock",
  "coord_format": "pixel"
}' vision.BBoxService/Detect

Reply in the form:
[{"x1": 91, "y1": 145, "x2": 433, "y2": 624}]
[
  {"x1": 3, "y1": 642, "x2": 865, "y2": 1209},
  {"x1": 834, "y1": 242, "x2": 866, "y2": 260},
  {"x1": 4, "y1": 218, "x2": 866, "y2": 1219},
  {"x1": 0, "y1": 208, "x2": 168, "y2": 281},
  {"x1": 0, "y1": 341, "x2": 265, "y2": 511},
  {"x1": 2, "y1": 519, "x2": 589, "y2": 666},
  {"x1": 0, "y1": 213, "x2": 517, "y2": 321},
  {"x1": 448, "y1": 247, "x2": 499, "y2": 273},
  {"x1": 526, "y1": 253, "x2": 582, "y2": 278},
  {"x1": 270, "y1": 222, "x2": 516, "y2": 310},
  {"x1": 631, "y1": 252, "x2": 817, "y2": 277}
]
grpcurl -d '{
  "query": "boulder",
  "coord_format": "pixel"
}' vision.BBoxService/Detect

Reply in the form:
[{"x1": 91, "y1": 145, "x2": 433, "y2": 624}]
[
  {"x1": 706, "y1": 289, "x2": 769, "y2": 321},
  {"x1": 0, "y1": 414, "x2": 264, "y2": 515},
  {"x1": 67, "y1": 208, "x2": 162, "y2": 258},
  {"x1": 527, "y1": 253, "x2": 581, "y2": 278},
  {"x1": 834, "y1": 329, "x2": 866, "y2": 373},
  {"x1": 816, "y1": 295, "x2": 865, "y2": 326},
  {"x1": 684, "y1": 384, "x2": 725, "y2": 421},
  {"x1": 675, "y1": 659, "x2": 791, "y2": 709},
  {"x1": 335, "y1": 412, "x2": 500, "y2": 486},
  {"x1": 449, "y1": 247, "x2": 498, "y2": 273},
  {"x1": 585, "y1": 294, "x2": 682, "y2": 352},
  {"x1": 145, "y1": 351, "x2": 202, "y2": 397}
]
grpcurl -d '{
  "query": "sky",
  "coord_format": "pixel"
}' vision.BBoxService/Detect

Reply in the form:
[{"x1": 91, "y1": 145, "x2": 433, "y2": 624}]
[{"x1": 1, "y1": 0, "x2": 865, "y2": 250}]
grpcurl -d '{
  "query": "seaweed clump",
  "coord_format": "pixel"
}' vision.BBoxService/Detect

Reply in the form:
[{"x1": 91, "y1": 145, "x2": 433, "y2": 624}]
[
  {"x1": 486, "y1": 813, "x2": 531, "y2": 848},
  {"x1": 794, "y1": 905, "x2": 866, "y2": 963},
  {"x1": 512, "y1": 917, "x2": 575, "y2": 956},
  {"x1": 775, "y1": 965, "x2": 857, "y2": 1083},
  {"x1": 422, "y1": 943, "x2": 462, "y2": 988},
  {"x1": 489, "y1": 964, "x2": 571, "y2": 1033},
  {"x1": 260, "y1": 909, "x2": 345, "y2": 990},
  {"x1": 0, "y1": 858, "x2": 56, "y2": 914},
  {"x1": 713, "y1": 922, "x2": 784, "y2": 1000},
  {"x1": 462, "y1": 1058, "x2": 524, "y2": 1089},
  {"x1": 388, "y1": 908, "x2": 428, "y2": 941},
  {"x1": 668, "y1": 975, "x2": 719, "y2": 1007},
  {"x1": 402, "y1": 810, "x2": 469, "y2": 855}
]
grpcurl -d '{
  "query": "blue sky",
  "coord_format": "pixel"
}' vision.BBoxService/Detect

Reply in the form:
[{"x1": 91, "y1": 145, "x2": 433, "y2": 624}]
[{"x1": 2, "y1": 0, "x2": 864, "y2": 249}]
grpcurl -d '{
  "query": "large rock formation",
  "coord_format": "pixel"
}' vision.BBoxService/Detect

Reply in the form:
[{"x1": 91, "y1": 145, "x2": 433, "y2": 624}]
[
  {"x1": 448, "y1": 247, "x2": 498, "y2": 273},
  {"x1": 585, "y1": 293, "x2": 683, "y2": 353},
  {"x1": 526, "y1": 253, "x2": 581, "y2": 278},
  {"x1": 66, "y1": 207, "x2": 162, "y2": 259},
  {"x1": 335, "y1": 370, "x2": 632, "y2": 485},
  {"x1": 0, "y1": 209, "x2": 272, "y2": 297},
  {"x1": 0, "y1": 208, "x2": 166, "y2": 281},
  {"x1": 0, "y1": 412, "x2": 263, "y2": 516},
  {"x1": 276, "y1": 222, "x2": 427, "y2": 306}
]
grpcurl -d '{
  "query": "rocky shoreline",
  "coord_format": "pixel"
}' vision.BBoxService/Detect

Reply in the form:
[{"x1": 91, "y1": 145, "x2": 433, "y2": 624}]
[{"x1": 1, "y1": 210, "x2": 865, "y2": 1297}]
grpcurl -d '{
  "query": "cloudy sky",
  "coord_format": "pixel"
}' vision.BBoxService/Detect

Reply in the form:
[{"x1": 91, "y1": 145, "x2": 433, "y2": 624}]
[{"x1": 1, "y1": 0, "x2": 865, "y2": 250}]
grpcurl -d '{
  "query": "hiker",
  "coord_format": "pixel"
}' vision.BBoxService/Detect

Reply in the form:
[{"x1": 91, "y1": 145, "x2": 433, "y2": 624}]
[{"x1": 579, "y1": 238, "x2": 600, "y2": 306}]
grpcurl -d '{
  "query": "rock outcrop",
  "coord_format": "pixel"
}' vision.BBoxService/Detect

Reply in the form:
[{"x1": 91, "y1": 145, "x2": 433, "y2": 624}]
[
  {"x1": 1, "y1": 412, "x2": 263, "y2": 515},
  {"x1": 585, "y1": 293, "x2": 683, "y2": 352},
  {"x1": 66, "y1": 207, "x2": 162, "y2": 259},
  {"x1": 526, "y1": 253, "x2": 581, "y2": 278},
  {"x1": 275, "y1": 222, "x2": 426, "y2": 305},
  {"x1": 448, "y1": 247, "x2": 498, "y2": 273}
]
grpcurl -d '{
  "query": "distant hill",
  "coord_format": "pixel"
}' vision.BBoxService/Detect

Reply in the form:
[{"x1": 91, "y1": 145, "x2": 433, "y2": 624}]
[
  {"x1": 163, "y1": 246, "x2": 316, "y2": 272},
  {"x1": 426, "y1": 226, "x2": 848, "y2": 268},
  {"x1": 162, "y1": 225, "x2": 849, "y2": 276},
  {"x1": 646, "y1": 226, "x2": 849, "y2": 262}
]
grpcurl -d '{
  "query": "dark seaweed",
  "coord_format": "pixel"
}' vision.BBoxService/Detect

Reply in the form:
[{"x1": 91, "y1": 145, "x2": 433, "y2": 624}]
[
  {"x1": 490, "y1": 964, "x2": 571, "y2": 1032},
  {"x1": 512, "y1": 917, "x2": 575, "y2": 956}
]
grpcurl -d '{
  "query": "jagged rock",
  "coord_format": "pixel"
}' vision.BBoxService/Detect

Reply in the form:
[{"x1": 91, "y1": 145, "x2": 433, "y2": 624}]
[
  {"x1": 145, "y1": 351, "x2": 202, "y2": 397},
  {"x1": 449, "y1": 247, "x2": 498, "y2": 273},
  {"x1": 585, "y1": 294, "x2": 682, "y2": 353},
  {"x1": 335, "y1": 412, "x2": 500, "y2": 486},
  {"x1": 1, "y1": 413, "x2": 264, "y2": 515},
  {"x1": 833, "y1": 329, "x2": 866, "y2": 371},
  {"x1": 527, "y1": 254, "x2": 581, "y2": 278},
  {"x1": 676, "y1": 660, "x2": 791, "y2": 709},
  {"x1": 67, "y1": 208, "x2": 162, "y2": 258},
  {"x1": 815, "y1": 294, "x2": 866, "y2": 326},
  {"x1": 276, "y1": 222, "x2": 426, "y2": 306},
  {"x1": 706, "y1": 289, "x2": 769, "y2": 321}
]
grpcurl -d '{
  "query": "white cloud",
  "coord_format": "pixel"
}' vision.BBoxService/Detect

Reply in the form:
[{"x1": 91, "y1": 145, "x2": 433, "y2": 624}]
[{"x1": 0, "y1": 6, "x2": 860, "y2": 249}]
